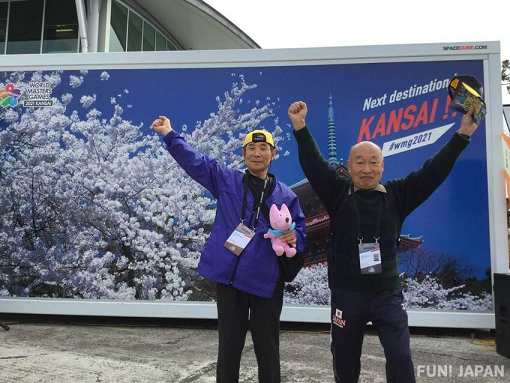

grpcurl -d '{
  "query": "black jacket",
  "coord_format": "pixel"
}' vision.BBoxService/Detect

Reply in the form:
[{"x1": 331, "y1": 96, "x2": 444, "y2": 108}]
[{"x1": 294, "y1": 126, "x2": 469, "y2": 292}]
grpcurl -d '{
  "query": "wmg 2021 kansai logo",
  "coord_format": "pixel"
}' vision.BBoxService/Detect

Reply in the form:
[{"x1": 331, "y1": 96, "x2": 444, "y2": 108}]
[
  {"x1": 0, "y1": 83, "x2": 22, "y2": 108},
  {"x1": 0, "y1": 81, "x2": 54, "y2": 108}
]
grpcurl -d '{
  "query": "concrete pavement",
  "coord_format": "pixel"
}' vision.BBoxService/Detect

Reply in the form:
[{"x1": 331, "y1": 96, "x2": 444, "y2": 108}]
[{"x1": 0, "y1": 316, "x2": 509, "y2": 383}]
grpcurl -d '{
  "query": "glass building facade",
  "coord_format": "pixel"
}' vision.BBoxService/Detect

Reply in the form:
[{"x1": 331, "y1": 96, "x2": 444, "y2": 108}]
[
  {"x1": 0, "y1": 0, "x2": 179, "y2": 55},
  {"x1": 0, "y1": 0, "x2": 79, "y2": 54},
  {"x1": 109, "y1": 0, "x2": 178, "y2": 52}
]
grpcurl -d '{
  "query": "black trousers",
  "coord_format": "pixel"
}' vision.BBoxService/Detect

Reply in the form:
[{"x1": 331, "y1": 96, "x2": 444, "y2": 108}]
[
  {"x1": 330, "y1": 288, "x2": 416, "y2": 383},
  {"x1": 216, "y1": 283, "x2": 283, "y2": 383}
]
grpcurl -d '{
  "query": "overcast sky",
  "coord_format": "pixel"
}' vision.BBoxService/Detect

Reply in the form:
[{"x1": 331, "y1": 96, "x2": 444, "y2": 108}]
[{"x1": 205, "y1": 0, "x2": 510, "y2": 104}]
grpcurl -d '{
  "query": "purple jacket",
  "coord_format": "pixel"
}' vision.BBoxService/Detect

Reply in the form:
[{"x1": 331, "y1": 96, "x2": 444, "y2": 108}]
[{"x1": 164, "y1": 131, "x2": 306, "y2": 298}]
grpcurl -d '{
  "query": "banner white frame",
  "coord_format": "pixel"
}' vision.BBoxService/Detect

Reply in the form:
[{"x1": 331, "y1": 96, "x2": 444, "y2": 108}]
[{"x1": 0, "y1": 41, "x2": 506, "y2": 328}]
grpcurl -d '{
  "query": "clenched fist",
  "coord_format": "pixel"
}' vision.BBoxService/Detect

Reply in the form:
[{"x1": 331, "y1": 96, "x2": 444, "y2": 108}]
[
  {"x1": 152, "y1": 116, "x2": 172, "y2": 136},
  {"x1": 288, "y1": 101, "x2": 307, "y2": 131}
]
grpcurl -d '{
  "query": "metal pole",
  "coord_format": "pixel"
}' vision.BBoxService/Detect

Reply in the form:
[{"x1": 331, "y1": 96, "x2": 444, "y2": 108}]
[
  {"x1": 86, "y1": 0, "x2": 101, "y2": 53},
  {"x1": 75, "y1": 0, "x2": 89, "y2": 53}
]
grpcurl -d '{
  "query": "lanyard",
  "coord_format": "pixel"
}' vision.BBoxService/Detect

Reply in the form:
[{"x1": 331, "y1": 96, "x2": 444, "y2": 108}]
[
  {"x1": 351, "y1": 184, "x2": 384, "y2": 244},
  {"x1": 241, "y1": 171, "x2": 269, "y2": 230}
]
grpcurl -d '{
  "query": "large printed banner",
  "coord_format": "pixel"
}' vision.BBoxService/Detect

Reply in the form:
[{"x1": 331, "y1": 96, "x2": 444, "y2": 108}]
[{"x1": 0, "y1": 59, "x2": 492, "y2": 311}]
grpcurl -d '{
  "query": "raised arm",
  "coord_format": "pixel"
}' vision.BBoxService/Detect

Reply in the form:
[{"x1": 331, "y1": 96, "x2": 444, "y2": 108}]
[
  {"x1": 152, "y1": 116, "x2": 222, "y2": 198},
  {"x1": 389, "y1": 106, "x2": 478, "y2": 218},
  {"x1": 288, "y1": 101, "x2": 348, "y2": 213}
]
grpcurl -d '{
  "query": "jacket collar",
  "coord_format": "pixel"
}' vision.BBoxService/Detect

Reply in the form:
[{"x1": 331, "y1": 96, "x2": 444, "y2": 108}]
[{"x1": 348, "y1": 183, "x2": 387, "y2": 195}]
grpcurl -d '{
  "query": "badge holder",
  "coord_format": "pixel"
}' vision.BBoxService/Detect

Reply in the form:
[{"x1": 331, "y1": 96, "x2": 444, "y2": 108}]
[
  {"x1": 223, "y1": 172, "x2": 268, "y2": 256},
  {"x1": 359, "y1": 237, "x2": 382, "y2": 275},
  {"x1": 224, "y1": 222, "x2": 255, "y2": 256}
]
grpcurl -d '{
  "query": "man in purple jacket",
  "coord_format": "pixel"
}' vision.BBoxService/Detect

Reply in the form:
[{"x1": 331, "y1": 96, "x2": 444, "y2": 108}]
[{"x1": 152, "y1": 116, "x2": 306, "y2": 383}]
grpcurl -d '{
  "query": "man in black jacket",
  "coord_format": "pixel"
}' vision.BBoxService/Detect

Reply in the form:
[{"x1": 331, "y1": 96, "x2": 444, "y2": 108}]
[{"x1": 288, "y1": 100, "x2": 480, "y2": 383}]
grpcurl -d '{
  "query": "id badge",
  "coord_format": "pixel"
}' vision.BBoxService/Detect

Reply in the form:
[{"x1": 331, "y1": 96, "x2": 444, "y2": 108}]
[
  {"x1": 358, "y1": 243, "x2": 382, "y2": 275},
  {"x1": 224, "y1": 223, "x2": 255, "y2": 256}
]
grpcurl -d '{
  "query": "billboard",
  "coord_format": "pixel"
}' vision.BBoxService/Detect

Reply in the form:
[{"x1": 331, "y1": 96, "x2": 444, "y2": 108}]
[{"x1": 0, "y1": 42, "x2": 506, "y2": 327}]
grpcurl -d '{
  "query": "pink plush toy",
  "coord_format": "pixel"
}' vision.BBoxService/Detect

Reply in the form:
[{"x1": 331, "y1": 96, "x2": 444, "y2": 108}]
[{"x1": 264, "y1": 203, "x2": 297, "y2": 257}]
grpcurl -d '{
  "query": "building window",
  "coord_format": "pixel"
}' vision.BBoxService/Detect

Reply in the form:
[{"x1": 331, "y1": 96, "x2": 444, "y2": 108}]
[
  {"x1": 155, "y1": 31, "x2": 165, "y2": 51},
  {"x1": 6, "y1": 0, "x2": 44, "y2": 54},
  {"x1": 0, "y1": 2, "x2": 8, "y2": 54},
  {"x1": 126, "y1": 8, "x2": 142, "y2": 51},
  {"x1": 109, "y1": 0, "x2": 127, "y2": 52},
  {"x1": 0, "y1": 0, "x2": 181, "y2": 55},
  {"x1": 166, "y1": 40, "x2": 177, "y2": 51},
  {"x1": 109, "y1": 0, "x2": 179, "y2": 52},
  {"x1": 142, "y1": 22, "x2": 154, "y2": 51},
  {"x1": 42, "y1": 0, "x2": 79, "y2": 53}
]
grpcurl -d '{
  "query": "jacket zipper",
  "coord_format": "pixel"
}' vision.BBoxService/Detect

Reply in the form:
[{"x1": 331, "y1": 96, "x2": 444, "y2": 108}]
[
  {"x1": 230, "y1": 174, "x2": 272, "y2": 285},
  {"x1": 229, "y1": 256, "x2": 241, "y2": 285}
]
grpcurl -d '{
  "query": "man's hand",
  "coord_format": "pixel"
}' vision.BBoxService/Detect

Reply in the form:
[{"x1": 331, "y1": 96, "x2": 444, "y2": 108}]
[
  {"x1": 280, "y1": 230, "x2": 297, "y2": 247},
  {"x1": 152, "y1": 116, "x2": 172, "y2": 136},
  {"x1": 457, "y1": 106, "x2": 479, "y2": 137},
  {"x1": 288, "y1": 101, "x2": 308, "y2": 131}
]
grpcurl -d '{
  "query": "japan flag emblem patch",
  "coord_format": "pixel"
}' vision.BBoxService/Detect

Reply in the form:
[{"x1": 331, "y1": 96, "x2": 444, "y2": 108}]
[{"x1": 333, "y1": 308, "x2": 346, "y2": 328}]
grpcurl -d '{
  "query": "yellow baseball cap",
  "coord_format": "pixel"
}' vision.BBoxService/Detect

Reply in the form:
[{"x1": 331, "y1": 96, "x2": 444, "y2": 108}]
[{"x1": 242, "y1": 130, "x2": 274, "y2": 148}]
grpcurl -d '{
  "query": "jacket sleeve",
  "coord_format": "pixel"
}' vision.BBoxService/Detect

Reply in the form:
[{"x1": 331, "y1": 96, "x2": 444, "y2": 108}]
[
  {"x1": 278, "y1": 253, "x2": 304, "y2": 283},
  {"x1": 278, "y1": 191, "x2": 306, "y2": 282},
  {"x1": 293, "y1": 126, "x2": 348, "y2": 214},
  {"x1": 163, "y1": 130, "x2": 222, "y2": 198},
  {"x1": 388, "y1": 132, "x2": 470, "y2": 220},
  {"x1": 289, "y1": 191, "x2": 307, "y2": 254}
]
